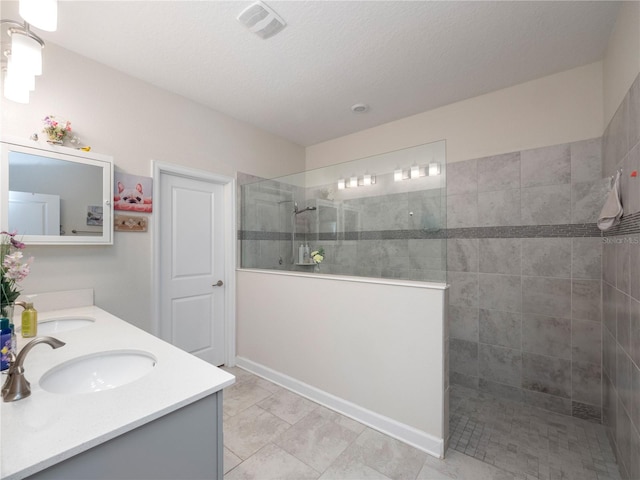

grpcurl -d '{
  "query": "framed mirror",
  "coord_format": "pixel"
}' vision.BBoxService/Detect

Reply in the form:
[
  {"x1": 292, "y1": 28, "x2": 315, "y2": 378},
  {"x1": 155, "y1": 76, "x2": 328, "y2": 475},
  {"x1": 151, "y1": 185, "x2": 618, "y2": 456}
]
[{"x1": 1, "y1": 136, "x2": 114, "y2": 245}]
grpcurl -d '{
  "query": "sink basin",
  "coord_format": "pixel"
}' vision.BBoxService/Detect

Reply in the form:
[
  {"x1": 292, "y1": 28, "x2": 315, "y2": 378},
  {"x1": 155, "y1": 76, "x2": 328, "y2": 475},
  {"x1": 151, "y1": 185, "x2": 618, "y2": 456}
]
[
  {"x1": 37, "y1": 316, "x2": 95, "y2": 335},
  {"x1": 40, "y1": 350, "x2": 157, "y2": 394}
]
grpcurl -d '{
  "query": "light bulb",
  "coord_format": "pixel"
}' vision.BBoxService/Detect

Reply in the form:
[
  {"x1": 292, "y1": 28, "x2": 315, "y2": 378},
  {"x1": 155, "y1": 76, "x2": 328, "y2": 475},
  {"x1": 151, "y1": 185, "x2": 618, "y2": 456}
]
[
  {"x1": 20, "y1": 0, "x2": 58, "y2": 32},
  {"x1": 11, "y1": 31, "x2": 42, "y2": 77}
]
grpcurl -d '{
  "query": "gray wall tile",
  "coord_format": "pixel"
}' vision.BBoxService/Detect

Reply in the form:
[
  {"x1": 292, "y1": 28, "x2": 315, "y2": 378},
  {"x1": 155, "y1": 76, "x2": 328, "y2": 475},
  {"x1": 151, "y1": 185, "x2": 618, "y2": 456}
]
[
  {"x1": 478, "y1": 238, "x2": 521, "y2": 275},
  {"x1": 479, "y1": 344, "x2": 522, "y2": 387},
  {"x1": 603, "y1": 240, "x2": 617, "y2": 285},
  {"x1": 478, "y1": 309, "x2": 521, "y2": 349},
  {"x1": 621, "y1": 147, "x2": 640, "y2": 216},
  {"x1": 477, "y1": 189, "x2": 521, "y2": 226},
  {"x1": 477, "y1": 152, "x2": 520, "y2": 192},
  {"x1": 447, "y1": 158, "x2": 477, "y2": 196},
  {"x1": 617, "y1": 290, "x2": 631, "y2": 355},
  {"x1": 631, "y1": 363, "x2": 640, "y2": 435},
  {"x1": 571, "y1": 179, "x2": 609, "y2": 224},
  {"x1": 523, "y1": 389, "x2": 572, "y2": 416},
  {"x1": 447, "y1": 238, "x2": 478, "y2": 272},
  {"x1": 571, "y1": 138, "x2": 602, "y2": 183},
  {"x1": 603, "y1": 329, "x2": 617, "y2": 386},
  {"x1": 521, "y1": 144, "x2": 571, "y2": 188},
  {"x1": 630, "y1": 236, "x2": 640, "y2": 301},
  {"x1": 522, "y1": 276, "x2": 571, "y2": 318},
  {"x1": 450, "y1": 338, "x2": 478, "y2": 377},
  {"x1": 632, "y1": 298, "x2": 640, "y2": 368},
  {"x1": 572, "y1": 319, "x2": 602, "y2": 365},
  {"x1": 617, "y1": 238, "x2": 630, "y2": 294},
  {"x1": 572, "y1": 279, "x2": 602, "y2": 322},
  {"x1": 478, "y1": 378, "x2": 524, "y2": 403},
  {"x1": 572, "y1": 237, "x2": 602, "y2": 280},
  {"x1": 478, "y1": 273, "x2": 522, "y2": 312},
  {"x1": 522, "y1": 352, "x2": 571, "y2": 398},
  {"x1": 448, "y1": 305, "x2": 478, "y2": 342},
  {"x1": 450, "y1": 372, "x2": 479, "y2": 389},
  {"x1": 521, "y1": 184, "x2": 571, "y2": 225},
  {"x1": 521, "y1": 238, "x2": 571, "y2": 278},
  {"x1": 447, "y1": 193, "x2": 478, "y2": 228},
  {"x1": 571, "y1": 361, "x2": 602, "y2": 407},
  {"x1": 522, "y1": 314, "x2": 571, "y2": 359},
  {"x1": 448, "y1": 272, "x2": 478, "y2": 308},
  {"x1": 603, "y1": 281, "x2": 617, "y2": 335}
]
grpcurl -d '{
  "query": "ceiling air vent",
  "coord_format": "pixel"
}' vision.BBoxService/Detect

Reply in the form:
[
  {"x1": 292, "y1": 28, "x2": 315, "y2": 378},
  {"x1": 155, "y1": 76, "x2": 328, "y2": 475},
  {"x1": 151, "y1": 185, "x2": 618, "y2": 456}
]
[{"x1": 237, "y1": 1, "x2": 286, "y2": 39}]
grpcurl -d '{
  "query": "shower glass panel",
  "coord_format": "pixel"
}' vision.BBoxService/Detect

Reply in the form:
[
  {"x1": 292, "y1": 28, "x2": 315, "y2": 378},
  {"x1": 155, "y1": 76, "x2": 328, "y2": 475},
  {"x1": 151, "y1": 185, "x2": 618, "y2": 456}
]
[{"x1": 239, "y1": 140, "x2": 447, "y2": 283}]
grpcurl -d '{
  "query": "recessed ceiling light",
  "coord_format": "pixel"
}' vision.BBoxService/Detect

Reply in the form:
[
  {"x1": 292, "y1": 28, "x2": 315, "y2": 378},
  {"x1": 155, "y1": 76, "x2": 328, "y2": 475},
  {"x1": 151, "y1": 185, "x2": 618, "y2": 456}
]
[{"x1": 351, "y1": 103, "x2": 369, "y2": 113}]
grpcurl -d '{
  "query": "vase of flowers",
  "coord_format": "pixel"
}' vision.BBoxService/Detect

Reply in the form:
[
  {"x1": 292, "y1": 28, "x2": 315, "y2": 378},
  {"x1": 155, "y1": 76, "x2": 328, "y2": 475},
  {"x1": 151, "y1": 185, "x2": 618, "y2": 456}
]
[
  {"x1": 311, "y1": 247, "x2": 324, "y2": 272},
  {"x1": 42, "y1": 115, "x2": 72, "y2": 145},
  {"x1": 1, "y1": 231, "x2": 33, "y2": 319}
]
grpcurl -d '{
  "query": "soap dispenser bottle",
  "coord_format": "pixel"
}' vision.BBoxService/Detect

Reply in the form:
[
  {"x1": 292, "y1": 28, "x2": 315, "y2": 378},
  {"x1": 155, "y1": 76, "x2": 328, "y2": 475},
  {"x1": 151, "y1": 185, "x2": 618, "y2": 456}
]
[
  {"x1": 303, "y1": 244, "x2": 310, "y2": 263},
  {"x1": 298, "y1": 244, "x2": 304, "y2": 264},
  {"x1": 21, "y1": 302, "x2": 37, "y2": 338}
]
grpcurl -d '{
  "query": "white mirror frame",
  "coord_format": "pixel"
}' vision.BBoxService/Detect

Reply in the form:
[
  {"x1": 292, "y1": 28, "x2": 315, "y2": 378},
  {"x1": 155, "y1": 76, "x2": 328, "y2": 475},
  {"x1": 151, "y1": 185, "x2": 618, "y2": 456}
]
[{"x1": 1, "y1": 136, "x2": 114, "y2": 245}]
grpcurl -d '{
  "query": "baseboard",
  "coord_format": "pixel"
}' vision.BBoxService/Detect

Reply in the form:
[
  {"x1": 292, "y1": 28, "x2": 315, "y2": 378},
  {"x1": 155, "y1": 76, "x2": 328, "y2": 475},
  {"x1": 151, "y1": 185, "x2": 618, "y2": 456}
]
[{"x1": 235, "y1": 356, "x2": 444, "y2": 459}]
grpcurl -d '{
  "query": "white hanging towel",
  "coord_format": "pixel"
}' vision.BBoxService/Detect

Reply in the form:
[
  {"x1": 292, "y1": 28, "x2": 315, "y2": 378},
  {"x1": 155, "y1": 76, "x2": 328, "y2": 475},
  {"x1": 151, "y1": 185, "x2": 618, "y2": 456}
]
[{"x1": 597, "y1": 170, "x2": 623, "y2": 231}]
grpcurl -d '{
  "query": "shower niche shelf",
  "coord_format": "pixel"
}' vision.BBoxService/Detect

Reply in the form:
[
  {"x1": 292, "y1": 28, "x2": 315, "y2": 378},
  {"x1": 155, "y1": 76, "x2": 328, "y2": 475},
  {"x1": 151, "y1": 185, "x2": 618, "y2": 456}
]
[{"x1": 294, "y1": 262, "x2": 316, "y2": 266}]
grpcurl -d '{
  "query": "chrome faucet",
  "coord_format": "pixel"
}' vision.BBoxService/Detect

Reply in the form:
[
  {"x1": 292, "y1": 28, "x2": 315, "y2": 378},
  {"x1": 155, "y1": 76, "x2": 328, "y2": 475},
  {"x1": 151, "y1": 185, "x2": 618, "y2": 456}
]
[{"x1": 2, "y1": 336, "x2": 65, "y2": 402}]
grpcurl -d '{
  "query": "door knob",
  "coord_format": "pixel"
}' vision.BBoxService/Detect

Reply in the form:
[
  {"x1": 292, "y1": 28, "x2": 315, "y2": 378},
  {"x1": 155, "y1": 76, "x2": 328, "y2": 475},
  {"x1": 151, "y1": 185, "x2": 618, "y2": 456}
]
[{"x1": 213, "y1": 280, "x2": 224, "y2": 287}]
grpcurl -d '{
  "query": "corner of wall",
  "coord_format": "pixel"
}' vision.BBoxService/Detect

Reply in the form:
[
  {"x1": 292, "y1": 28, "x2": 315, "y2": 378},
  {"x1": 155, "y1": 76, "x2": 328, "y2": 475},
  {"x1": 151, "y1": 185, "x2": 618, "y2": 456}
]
[{"x1": 603, "y1": 1, "x2": 640, "y2": 128}]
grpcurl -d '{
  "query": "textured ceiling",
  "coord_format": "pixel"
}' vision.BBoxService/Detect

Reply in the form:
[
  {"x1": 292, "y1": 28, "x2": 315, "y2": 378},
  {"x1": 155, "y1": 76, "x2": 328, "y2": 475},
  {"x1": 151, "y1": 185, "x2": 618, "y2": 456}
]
[{"x1": 2, "y1": 1, "x2": 621, "y2": 146}]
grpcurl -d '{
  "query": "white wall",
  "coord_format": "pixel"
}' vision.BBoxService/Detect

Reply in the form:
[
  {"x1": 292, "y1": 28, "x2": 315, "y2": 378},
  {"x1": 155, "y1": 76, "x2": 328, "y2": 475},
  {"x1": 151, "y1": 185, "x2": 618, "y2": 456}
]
[
  {"x1": 306, "y1": 62, "x2": 603, "y2": 168},
  {"x1": 236, "y1": 270, "x2": 447, "y2": 456},
  {"x1": 1, "y1": 43, "x2": 305, "y2": 331},
  {"x1": 603, "y1": 0, "x2": 640, "y2": 126}
]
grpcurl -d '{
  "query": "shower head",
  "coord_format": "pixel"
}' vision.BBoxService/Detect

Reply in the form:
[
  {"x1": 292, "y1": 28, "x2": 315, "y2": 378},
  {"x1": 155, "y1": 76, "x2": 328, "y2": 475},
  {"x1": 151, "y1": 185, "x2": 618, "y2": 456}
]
[{"x1": 293, "y1": 203, "x2": 317, "y2": 215}]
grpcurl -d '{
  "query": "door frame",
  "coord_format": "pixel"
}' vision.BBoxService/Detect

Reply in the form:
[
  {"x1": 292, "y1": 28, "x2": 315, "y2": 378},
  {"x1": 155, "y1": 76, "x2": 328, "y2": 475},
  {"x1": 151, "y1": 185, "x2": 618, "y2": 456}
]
[{"x1": 151, "y1": 160, "x2": 237, "y2": 367}]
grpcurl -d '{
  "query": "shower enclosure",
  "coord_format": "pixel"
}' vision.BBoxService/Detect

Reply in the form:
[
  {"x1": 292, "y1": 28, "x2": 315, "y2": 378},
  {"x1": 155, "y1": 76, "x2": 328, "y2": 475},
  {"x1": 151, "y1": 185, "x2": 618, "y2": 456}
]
[{"x1": 239, "y1": 140, "x2": 447, "y2": 283}]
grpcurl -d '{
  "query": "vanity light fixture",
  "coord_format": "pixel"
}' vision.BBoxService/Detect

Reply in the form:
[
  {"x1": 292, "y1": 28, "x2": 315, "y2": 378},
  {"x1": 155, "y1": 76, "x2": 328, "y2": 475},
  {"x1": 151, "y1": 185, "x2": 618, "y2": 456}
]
[
  {"x1": 1, "y1": 0, "x2": 57, "y2": 103},
  {"x1": 338, "y1": 174, "x2": 376, "y2": 189},
  {"x1": 428, "y1": 162, "x2": 440, "y2": 176},
  {"x1": 394, "y1": 169, "x2": 404, "y2": 182},
  {"x1": 410, "y1": 165, "x2": 420, "y2": 179}
]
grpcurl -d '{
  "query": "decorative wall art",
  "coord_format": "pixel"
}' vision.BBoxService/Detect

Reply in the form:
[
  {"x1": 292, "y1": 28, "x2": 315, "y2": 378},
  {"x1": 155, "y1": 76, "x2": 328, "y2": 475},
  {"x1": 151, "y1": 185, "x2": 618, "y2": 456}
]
[
  {"x1": 114, "y1": 214, "x2": 148, "y2": 232},
  {"x1": 114, "y1": 172, "x2": 153, "y2": 213}
]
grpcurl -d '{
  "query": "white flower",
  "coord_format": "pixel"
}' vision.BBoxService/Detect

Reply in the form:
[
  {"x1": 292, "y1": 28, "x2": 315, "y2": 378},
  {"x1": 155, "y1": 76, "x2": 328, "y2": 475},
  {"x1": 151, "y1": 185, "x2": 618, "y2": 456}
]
[{"x1": 312, "y1": 254, "x2": 324, "y2": 264}]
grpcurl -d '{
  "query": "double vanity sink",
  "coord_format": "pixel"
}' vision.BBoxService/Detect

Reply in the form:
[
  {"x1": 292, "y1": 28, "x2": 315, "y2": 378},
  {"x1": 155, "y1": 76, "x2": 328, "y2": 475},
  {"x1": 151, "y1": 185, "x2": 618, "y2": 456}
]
[{"x1": 2, "y1": 293, "x2": 235, "y2": 480}]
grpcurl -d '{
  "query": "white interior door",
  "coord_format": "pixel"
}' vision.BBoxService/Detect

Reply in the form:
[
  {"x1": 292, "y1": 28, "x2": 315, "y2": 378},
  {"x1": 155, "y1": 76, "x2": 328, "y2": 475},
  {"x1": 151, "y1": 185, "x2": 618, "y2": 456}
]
[
  {"x1": 159, "y1": 173, "x2": 225, "y2": 366},
  {"x1": 8, "y1": 190, "x2": 60, "y2": 235}
]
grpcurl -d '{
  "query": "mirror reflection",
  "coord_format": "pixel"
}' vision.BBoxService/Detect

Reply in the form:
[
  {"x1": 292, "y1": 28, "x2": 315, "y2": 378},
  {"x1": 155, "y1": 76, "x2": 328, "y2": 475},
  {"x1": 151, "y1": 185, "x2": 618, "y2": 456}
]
[{"x1": 8, "y1": 151, "x2": 104, "y2": 236}]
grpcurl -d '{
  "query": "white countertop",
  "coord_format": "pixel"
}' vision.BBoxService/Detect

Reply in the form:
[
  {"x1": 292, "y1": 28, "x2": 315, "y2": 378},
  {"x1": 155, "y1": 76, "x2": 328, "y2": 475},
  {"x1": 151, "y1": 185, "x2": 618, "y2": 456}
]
[{"x1": 1, "y1": 305, "x2": 235, "y2": 480}]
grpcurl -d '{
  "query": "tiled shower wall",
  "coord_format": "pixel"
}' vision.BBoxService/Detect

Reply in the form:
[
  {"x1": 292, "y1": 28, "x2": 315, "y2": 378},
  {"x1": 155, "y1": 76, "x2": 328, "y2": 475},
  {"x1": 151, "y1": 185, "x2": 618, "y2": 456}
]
[
  {"x1": 601, "y1": 73, "x2": 640, "y2": 480},
  {"x1": 447, "y1": 137, "x2": 607, "y2": 422}
]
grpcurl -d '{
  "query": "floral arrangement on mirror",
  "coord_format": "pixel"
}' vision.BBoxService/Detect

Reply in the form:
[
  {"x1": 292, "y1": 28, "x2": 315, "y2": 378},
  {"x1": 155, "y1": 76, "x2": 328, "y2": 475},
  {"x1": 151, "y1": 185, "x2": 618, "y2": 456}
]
[{"x1": 1, "y1": 231, "x2": 33, "y2": 319}]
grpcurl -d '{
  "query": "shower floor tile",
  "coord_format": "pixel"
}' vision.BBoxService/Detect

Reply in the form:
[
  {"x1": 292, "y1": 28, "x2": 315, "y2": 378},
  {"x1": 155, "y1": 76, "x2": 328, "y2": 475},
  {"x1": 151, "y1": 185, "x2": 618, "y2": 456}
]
[
  {"x1": 449, "y1": 385, "x2": 622, "y2": 480},
  {"x1": 220, "y1": 367, "x2": 621, "y2": 480}
]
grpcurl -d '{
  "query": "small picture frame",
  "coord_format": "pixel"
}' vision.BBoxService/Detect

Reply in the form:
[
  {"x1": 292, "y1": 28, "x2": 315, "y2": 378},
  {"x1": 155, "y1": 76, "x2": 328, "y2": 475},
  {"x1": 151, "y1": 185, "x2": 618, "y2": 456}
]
[{"x1": 86, "y1": 205, "x2": 103, "y2": 226}]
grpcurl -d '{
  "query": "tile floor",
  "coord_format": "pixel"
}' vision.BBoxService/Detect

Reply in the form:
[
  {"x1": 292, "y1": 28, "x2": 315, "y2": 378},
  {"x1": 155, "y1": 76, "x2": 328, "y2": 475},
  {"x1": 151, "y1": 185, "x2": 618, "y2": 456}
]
[
  {"x1": 220, "y1": 367, "x2": 622, "y2": 479},
  {"x1": 449, "y1": 385, "x2": 622, "y2": 480}
]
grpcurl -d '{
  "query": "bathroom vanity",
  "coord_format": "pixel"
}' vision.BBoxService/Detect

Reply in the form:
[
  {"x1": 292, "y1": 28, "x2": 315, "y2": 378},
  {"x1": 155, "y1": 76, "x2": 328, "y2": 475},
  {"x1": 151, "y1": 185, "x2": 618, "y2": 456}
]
[{"x1": 0, "y1": 290, "x2": 235, "y2": 479}]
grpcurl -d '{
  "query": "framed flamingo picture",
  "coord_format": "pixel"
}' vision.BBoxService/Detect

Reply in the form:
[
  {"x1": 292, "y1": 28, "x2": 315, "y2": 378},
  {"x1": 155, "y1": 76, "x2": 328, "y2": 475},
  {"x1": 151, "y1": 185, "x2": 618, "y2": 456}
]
[{"x1": 114, "y1": 172, "x2": 153, "y2": 213}]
